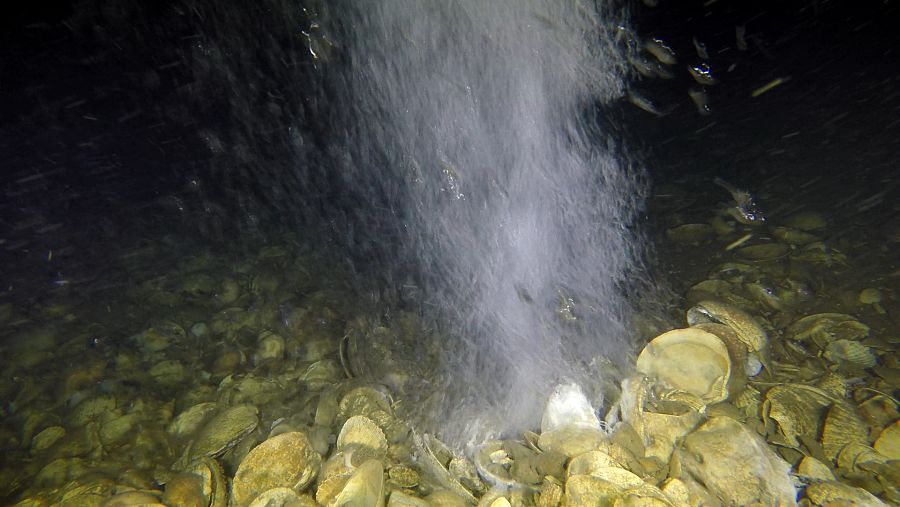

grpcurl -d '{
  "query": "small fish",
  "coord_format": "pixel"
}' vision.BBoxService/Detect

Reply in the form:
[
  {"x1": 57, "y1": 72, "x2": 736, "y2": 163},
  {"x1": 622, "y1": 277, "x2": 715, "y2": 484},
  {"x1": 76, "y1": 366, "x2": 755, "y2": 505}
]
[
  {"x1": 714, "y1": 177, "x2": 766, "y2": 224},
  {"x1": 692, "y1": 37, "x2": 709, "y2": 60},
  {"x1": 644, "y1": 38, "x2": 677, "y2": 65},
  {"x1": 736, "y1": 25, "x2": 748, "y2": 51},
  {"x1": 627, "y1": 91, "x2": 668, "y2": 116},
  {"x1": 688, "y1": 87, "x2": 711, "y2": 115},
  {"x1": 688, "y1": 63, "x2": 718, "y2": 85},
  {"x1": 51, "y1": 273, "x2": 70, "y2": 288},
  {"x1": 631, "y1": 56, "x2": 674, "y2": 79},
  {"x1": 751, "y1": 77, "x2": 790, "y2": 97}
]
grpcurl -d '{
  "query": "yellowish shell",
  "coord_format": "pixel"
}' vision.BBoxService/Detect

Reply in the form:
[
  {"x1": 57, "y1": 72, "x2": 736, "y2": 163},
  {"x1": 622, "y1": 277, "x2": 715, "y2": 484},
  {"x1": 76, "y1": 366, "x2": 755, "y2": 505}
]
[
  {"x1": 232, "y1": 432, "x2": 322, "y2": 507},
  {"x1": 565, "y1": 475, "x2": 624, "y2": 506},
  {"x1": 567, "y1": 451, "x2": 624, "y2": 477},
  {"x1": 338, "y1": 387, "x2": 394, "y2": 428},
  {"x1": 836, "y1": 443, "x2": 888, "y2": 473},
  {"x1": 640, "y1": 410, "x2": 702, "y2": 464},
  {"x1": 796, "y1": 456, "x2": 835, "y2": 481},
  {"x1": 636, "y1": 328, "x2": 732, "y2": 405},
  {"x1": 823, "y1": 339, "x2": 877, "y2": 369},
  {"x1": 874, "y1": 421, "x2": 900, "y2": 459},
  {"x1": 803, "y1": 481, "x2": 887, "y2": 507},
  {"x1": 686, "y1": 300, "x2": 767, "y2": 354},
  {"x1": 784, "y1": 210, "x2": 827, "y2": 231},
  {"x1": 387, "y1": 465, "x2": 419, "y2": 488},
  {"x1": 665, "y1": 224, "x2": 714, "y2": 245},
  {"x1": 762, "y1": 384, "x2": 834, "y2": 447},
  {"x1": 247, "y1": 488, "x2": 316, "y2": 507},
  {"x1": 785, "y1": 313, "x2": 869, "y2": 347},
  {"x1": 537, "y1": 477, "x2": 563, "y2": 507},
  {"x1": 336, "y1": 415, "x2": 387, "y2": 456},
  {"x1": 771, "y1": 226, "x2": 819, "y2": 245},
  {"x1": 821, "y1": 402, "x2": 869, "y2": 460},
  {"x1": 734, "y1": 242, "x2": 789, "y2": 262},
  {"x1": 314, "y1": 473, "x2": 351, "y2": 506},
  {"x1": 330, "y1": 459, "x2": 385, "y2": 507}
]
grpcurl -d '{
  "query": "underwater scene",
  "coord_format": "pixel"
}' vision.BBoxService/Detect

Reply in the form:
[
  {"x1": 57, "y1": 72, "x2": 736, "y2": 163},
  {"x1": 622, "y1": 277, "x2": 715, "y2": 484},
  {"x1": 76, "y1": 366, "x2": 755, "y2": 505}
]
[{"x1": 1, "y1": 0, "x2": 898, "y2": 505}]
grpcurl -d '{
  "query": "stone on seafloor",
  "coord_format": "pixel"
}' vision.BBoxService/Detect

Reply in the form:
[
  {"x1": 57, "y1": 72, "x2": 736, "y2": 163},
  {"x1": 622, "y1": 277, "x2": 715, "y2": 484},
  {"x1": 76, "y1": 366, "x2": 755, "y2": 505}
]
[
  {"x1": 254, "y1": 330, "x2": 286, "y2": 364},
  {"x1": 672, "y1": 416, "x2": 797, "y2": 506}
]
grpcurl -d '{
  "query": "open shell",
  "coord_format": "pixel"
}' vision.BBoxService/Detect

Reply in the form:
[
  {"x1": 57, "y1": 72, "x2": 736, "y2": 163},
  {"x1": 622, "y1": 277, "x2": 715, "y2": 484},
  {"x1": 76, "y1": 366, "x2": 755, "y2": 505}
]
[{"x1": 636, "y1": 328, "x2": 732, "y2": 405}]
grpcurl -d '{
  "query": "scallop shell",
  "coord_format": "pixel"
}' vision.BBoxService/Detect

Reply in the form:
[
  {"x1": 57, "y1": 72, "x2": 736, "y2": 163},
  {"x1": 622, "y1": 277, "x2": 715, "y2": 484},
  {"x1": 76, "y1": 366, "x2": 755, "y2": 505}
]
[
  {"x1": 247, "y1": 488, "x2": 316, "y2": 507},
  {"x1": 823, "y1": 339, "x2": 877, "y2": 369},
  {"x1": 330, "y1": 459, "x2": 385, "y2": 507},
  {"x1": 771, "y1": 226, "x2": 819, "y2": 245},
  {"x1": 336, "y1": 415, "x2": 388, "y2": 457},
  {"x1": 734, "y1": 242, "x2": 789, "y2": 262},
  {"x1": 874, "y1": 421, "x2": 900, "y2": 459},
  {"x1": 762, "y1": 384, "x2": 834, "y2": 447},
  {"x1": 786, "y1": 313, "x2": 869, "y2": 347},
  {"x1": 836, "y1": 442, "x2": 888, "y2": 472},
  {"x1": 783, "y1": 210, "x2": 827, "y2": 231},
  {"x1": 686, "y1": 300, "x2": 767, "y2": 354},
  {"x1": 338, "y1": 387, "x2": 394, "y2": 428},
  {"x1": 821, "y1": 402, "x2": 870, "y2": 460},
  {"x1": 186, "y1": 404, "x2": 259, "y2": 461},
  {"x1": 804, "y1": 481, "x2": 888, "y2": 507},
  {"x1": 232, "y1": 432, "x2": 322, "y2": 507},
  {"x1": 665, "y1": 224, "x2": 714, "y2": 245},
  {"x1": 636, "y1": 328, "x2": 732, "y2": 405}
]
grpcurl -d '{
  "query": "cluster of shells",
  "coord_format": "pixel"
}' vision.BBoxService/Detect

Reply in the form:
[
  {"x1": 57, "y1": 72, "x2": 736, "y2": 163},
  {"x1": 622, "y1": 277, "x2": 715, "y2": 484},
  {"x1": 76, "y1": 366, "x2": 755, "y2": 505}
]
[
  {"x1": 0, "y1": 175, "x2": 897, "y2": 507},
  {"x1": 645, "y1": 178, "x2": 899, "y2": 505}
]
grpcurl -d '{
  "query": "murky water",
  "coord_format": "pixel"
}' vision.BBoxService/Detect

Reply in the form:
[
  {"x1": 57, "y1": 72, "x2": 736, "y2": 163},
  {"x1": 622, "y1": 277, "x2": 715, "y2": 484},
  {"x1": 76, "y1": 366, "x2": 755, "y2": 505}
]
[
  {"x1": 2, "y1": 0, "x2": 898, "y2": 505},
  {"x1": 309, "y1": 0, "x2": 648, "y2": 443}
]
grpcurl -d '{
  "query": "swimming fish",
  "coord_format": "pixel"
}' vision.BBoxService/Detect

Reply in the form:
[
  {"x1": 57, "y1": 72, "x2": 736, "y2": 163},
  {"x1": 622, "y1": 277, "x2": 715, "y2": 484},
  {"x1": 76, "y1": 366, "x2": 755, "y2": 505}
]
[
  {"x1": 688, "y1": 88, "x2": 711, "y2": 115},
  {"x1": 714, "y1": 177, "x2": 766, "y2": 224},
  {"x1": 644, "y1": 38, "x2": 677, "y2": 65}
]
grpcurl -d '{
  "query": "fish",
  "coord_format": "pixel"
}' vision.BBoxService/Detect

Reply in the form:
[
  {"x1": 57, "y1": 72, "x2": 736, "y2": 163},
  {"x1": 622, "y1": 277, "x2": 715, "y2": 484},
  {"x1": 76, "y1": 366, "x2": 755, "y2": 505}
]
[
  {"x1": 692, "y1": 37, "x2": 709, "y2": 60},
  {"x1": 644, "y1": 38, "x2": 677, "y2": 65},
  {"x1": 751, "y1": 77, "x2": 790, "y2": 97},
  {"x1": 627, "y1": 91, "x2": 670, "y2": 116},
  {"x1": 714, "y1": 177, "x2": 766, "y2": 224},
  {"x1": 631, "y1": 56, "x2": 675, "y2": 79},
  {"x1": 688, "y1": 87, "x2": 711, "y2": 115},
  {"x1": 688, "y1": 63, "x2": 718, "y2": 85},
  {"x1": 736, "y1": 25, "x2": 748, "y2": 51}
]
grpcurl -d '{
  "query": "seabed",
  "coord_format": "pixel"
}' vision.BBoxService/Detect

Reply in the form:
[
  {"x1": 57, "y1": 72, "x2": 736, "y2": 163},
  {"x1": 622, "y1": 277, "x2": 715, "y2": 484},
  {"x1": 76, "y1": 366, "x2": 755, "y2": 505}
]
[{"x1": 1, "y1": 165, "x2": 898, "y2": 506}]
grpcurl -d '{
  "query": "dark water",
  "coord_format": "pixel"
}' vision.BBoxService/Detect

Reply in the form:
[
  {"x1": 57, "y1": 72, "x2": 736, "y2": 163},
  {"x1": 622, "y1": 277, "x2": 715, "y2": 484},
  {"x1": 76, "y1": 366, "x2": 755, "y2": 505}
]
[{"x1": 1, "y1": 0, "x2": 898, "y2": 503}]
